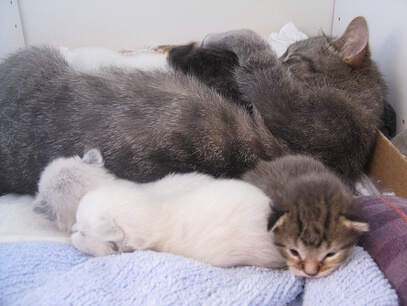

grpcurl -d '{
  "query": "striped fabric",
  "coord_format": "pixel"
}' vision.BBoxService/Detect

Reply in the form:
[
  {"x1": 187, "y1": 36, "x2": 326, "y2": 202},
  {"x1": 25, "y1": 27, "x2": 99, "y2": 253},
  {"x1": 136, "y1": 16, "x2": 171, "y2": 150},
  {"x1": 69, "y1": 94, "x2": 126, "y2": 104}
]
[{"x1": 358, "y1": 195, "x2": 407, "y2": 304}]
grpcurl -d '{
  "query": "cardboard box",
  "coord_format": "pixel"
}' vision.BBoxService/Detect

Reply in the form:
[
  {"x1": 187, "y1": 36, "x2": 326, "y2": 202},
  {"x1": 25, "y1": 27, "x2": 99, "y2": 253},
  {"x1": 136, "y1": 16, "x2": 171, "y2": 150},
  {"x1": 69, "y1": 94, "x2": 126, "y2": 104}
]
[{"x1": 369, "y1": 131, "x2": 407, "y2": 198}]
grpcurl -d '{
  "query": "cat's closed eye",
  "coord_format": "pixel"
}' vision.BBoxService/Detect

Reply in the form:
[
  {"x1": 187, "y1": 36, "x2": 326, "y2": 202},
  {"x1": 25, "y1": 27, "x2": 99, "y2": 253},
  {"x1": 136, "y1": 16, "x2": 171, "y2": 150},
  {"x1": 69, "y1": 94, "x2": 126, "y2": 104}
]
[
  {"x1": 289, "y1": 249, "x2": 300, "y2": 257},
  {"x1": 107, "y1": 241, "x2": 120, "y2": 252},
  {"x1": 284, "y1": 54, "x2": 318, "y2": 74},
  {"x1": 283, "y1": 54, "x2": 302, "y2": 65},
  {"x1": 325, "y1": 252, "x2": 336, "y2": 258}
]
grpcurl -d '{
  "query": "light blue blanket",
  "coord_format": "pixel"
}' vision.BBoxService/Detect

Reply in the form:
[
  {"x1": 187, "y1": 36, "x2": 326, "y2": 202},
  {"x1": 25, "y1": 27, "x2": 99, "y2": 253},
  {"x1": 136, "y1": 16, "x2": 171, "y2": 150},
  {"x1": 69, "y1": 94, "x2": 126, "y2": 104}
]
[{"x1": 0, "y1": 242, "x2": 398, "y2": 305}]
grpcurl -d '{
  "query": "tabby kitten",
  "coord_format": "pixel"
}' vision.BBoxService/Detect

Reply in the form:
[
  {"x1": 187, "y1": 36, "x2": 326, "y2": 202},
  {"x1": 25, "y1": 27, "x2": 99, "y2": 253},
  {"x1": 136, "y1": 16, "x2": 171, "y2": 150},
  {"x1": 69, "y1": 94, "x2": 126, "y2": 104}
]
[
  {"x1": 243, "y1": 155, "x2": 368, "y2": 278},
  {"x1": 0, "y1": 17, "x2": 383, "y2": 194}
]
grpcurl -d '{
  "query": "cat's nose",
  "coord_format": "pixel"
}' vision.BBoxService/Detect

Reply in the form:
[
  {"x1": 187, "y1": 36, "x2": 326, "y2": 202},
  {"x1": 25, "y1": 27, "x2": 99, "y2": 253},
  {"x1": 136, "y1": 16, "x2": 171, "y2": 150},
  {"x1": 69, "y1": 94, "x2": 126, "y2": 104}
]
[{"x1": 303, "y1": 262, "x2": 320, "y2": 277}]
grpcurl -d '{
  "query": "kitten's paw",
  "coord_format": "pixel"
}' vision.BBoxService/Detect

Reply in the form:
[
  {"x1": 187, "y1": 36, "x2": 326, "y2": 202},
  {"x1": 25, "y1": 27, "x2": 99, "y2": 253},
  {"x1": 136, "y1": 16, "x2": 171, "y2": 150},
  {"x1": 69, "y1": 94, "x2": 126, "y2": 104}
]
[
  {"x1": 201, "y1": 29, "x2": 269, "y2": 59},
  {"x1": 33, "y1": 198, "x2": 57, "y2": 221},
  {"x1": 33, "y1": 197, "x2": 76, "y2": 232}
]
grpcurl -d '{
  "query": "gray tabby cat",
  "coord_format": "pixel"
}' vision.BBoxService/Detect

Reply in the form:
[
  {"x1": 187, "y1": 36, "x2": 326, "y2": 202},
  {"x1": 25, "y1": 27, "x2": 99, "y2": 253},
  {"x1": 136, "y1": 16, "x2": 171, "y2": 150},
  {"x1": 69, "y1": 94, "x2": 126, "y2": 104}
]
[{"x1": 0, "y1": 16, "x2": 383, "y2": 194}]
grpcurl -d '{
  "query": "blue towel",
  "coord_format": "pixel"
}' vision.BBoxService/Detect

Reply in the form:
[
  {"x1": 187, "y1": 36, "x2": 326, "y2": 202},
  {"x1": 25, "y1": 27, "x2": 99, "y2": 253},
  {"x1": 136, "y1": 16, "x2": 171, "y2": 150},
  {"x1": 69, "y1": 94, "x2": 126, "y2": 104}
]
[
  {"x1": 0, "y1": 242, "x2": 398, "y2": 305},
  {"x1": 0, "y1": 242, "x2": 303, "y2": 305},
  {"x1": 303, "y1": 247, "x2": 398, "y2": 305}
]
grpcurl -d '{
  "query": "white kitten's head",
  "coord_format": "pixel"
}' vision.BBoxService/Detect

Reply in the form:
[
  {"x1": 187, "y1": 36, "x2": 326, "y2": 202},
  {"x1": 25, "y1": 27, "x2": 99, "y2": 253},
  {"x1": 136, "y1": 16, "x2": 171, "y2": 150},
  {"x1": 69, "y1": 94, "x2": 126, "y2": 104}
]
[
  {"x1": 72, "y1": 181, "x2": 156, "y2": 256},
  {"x1": 33, "y1": 149, "x2": 115, "y2": 232}
]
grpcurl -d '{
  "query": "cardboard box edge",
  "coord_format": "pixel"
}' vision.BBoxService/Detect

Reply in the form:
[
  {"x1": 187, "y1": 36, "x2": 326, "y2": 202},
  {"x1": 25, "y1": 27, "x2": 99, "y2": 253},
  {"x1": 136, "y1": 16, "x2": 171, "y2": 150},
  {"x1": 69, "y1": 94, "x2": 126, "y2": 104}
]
[{"x1": 368, "y1": 131, "x2": 407, "y2": 198}]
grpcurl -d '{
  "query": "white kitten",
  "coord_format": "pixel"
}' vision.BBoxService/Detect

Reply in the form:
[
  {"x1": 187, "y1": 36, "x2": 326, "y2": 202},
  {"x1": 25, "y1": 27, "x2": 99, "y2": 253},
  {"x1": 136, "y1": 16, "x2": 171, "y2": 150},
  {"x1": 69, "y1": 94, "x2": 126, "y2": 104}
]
[
  {"x1": 72, "y1": 173, "x2": 285, "y2": 268},
  {"x1": 33, "y1": 149, "x2": 116, "y2": 232}
]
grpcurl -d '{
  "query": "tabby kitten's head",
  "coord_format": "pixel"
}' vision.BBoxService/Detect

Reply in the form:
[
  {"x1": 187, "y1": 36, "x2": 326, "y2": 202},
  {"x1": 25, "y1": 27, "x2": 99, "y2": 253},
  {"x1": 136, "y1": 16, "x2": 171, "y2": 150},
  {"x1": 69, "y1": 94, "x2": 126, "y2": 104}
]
[{"x1": 269, "y1": 172, "x2": 368, "y2": 278}]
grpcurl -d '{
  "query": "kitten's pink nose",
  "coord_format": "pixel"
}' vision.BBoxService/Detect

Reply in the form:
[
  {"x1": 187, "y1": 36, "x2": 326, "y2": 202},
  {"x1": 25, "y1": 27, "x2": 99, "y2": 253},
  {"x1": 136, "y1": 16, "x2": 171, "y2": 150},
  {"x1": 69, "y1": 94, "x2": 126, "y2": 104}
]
[{"x1": 303, "y1": 262, "x2": 320, "y2": 277}]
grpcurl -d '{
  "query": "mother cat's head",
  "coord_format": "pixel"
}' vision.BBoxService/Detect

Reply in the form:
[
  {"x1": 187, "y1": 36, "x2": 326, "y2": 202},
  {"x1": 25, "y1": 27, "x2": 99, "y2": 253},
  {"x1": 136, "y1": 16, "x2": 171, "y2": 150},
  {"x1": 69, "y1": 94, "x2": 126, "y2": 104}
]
[{"x1": 281, "y1": 16, "x2": 381, "y2": 86}]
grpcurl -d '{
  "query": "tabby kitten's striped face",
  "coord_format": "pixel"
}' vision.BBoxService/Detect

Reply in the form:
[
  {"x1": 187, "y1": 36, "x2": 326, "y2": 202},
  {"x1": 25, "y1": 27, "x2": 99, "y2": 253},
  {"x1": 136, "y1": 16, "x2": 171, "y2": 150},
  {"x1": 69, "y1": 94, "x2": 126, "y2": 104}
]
[
  {"x1": 270, "y1": 175, "x2": 368, "y2": 278},
  {"x1": 275, "y1": 225, "x2": 361, "y2": 278}
]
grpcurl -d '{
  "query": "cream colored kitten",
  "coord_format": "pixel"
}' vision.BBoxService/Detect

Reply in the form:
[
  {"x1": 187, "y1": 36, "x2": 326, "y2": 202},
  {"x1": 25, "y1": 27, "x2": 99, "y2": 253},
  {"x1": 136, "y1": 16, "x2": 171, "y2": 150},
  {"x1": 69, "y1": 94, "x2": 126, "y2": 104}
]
[
  {"x1": 33, "y1": 149, "x2": 116, "y2": 232},
  {"x1": 72, "y1": 173, "x2": 285, "y2": 269}
]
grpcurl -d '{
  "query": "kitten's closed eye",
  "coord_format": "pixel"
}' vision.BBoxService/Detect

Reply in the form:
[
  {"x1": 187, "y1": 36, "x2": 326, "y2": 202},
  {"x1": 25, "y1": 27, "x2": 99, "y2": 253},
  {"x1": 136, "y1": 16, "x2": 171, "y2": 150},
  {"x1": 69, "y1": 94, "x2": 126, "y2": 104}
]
[
  {"x1": 289, "y1": 249, "x2": 300, "y2": 257},
  {"x1": 325, "y1": 252, "x2": 336, "y2": 258},
  {"x1": 107, "y1": 241, "x2": 120, "y2": 252}
]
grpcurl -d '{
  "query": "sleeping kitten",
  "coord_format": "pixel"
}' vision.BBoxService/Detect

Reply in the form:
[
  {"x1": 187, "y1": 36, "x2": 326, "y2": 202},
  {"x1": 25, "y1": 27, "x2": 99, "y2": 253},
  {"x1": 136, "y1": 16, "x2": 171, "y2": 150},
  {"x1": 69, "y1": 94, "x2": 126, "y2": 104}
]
[
  {"x1": 71, "y1": 173, "x2": 285, "y2": 269},
  {"x1": 243, "y1": 155, "x2": 368, "y2": 278},
  {"x1": 0, "y1": 16, "x2": 384, "y2": 195},
  {"x1": 32, "y1": 149, "x2": 116, "y2": 232},
  {"x1": 167, "y1": 43, "x2": 253, "y2": 112}
]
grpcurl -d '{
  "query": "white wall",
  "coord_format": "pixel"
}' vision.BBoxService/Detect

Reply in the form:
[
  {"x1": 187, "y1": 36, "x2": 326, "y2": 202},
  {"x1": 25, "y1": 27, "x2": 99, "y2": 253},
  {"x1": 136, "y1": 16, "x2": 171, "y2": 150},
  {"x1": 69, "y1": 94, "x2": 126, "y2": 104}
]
[
  {"x1": 1, "y1": 0, "x2": 334, "y2": 55},
  {"x1": 333, "y1": 0, "x2": 407, "y2": 134},
  {"x1": 0, "y1": 0, "x2": 25, "y2": 58}
]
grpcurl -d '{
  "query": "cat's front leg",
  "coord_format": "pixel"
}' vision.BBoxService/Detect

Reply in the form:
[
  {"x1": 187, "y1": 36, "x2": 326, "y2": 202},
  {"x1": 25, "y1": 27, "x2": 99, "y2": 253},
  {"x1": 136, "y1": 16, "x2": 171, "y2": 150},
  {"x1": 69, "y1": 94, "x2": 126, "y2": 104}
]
[{"x1": 201, "y1": 29, "x2": 273, "y2": 63}]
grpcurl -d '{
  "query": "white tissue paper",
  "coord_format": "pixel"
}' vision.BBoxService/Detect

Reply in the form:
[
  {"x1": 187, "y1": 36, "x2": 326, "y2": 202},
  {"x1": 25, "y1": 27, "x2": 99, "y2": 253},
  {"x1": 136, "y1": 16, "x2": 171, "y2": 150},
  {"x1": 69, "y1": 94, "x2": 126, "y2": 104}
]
[{"x1": 267, "y1": 22, "x2": 308, "y2": 57}]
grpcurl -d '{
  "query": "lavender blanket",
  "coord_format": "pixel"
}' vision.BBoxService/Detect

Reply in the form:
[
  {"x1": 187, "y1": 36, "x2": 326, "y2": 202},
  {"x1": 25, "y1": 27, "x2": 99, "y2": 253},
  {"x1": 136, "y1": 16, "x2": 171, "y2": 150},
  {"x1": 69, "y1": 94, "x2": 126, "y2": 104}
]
[{"x1": 0, "y1": 242, "x2": 398, "y2": 305}]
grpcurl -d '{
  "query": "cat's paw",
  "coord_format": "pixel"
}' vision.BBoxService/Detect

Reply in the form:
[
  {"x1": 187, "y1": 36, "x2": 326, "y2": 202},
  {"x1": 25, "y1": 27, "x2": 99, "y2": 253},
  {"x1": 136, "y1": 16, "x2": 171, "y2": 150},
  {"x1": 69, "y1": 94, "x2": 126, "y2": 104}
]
[
  {"x1": 201, "y1": 29, "x2": 269, "y2": 59},
  {"x1": 33, "y1": 197, "x2": 75, "y2": 232},
  {"x1": 33, "y1": 198, "x2": 57, "y2": 221}
]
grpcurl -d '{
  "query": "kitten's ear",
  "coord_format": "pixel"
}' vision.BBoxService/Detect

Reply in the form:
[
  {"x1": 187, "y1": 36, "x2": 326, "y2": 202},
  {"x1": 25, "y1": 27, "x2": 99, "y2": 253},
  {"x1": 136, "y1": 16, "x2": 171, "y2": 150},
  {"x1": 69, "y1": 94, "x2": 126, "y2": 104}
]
[
  {"x1": 93, "y1": 218, "x2": 128, "y2": 253},
  {"x1": 268, "y1": 206, "x2": 287, "y2": 232},
  {"x1": 82, "y1": 149, "x2": 104, "y2": 166},
  {"x1": 94, "y1": 218, "x2": 150, "y2": 251},
  {"x1": 94, "y1": 218, "x2": 125, "y2": 243},
  {"x1": 341, "y1": 199, "x2": 369, "y2": 233},
  {"x1": 332, "y1": 16, "x2": 369, "y2": 68},
  {"x1": 340, "y1": 216, "x2": 369, "y2": 232}
]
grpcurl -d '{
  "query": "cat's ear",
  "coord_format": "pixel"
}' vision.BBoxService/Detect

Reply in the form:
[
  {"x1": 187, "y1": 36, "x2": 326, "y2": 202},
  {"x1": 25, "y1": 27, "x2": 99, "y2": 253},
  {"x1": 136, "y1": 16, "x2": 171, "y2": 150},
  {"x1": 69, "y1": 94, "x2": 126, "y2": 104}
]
[
  {"x1": 92, "y1": 217, "x2": 129, "y2": 253},
  {"x1": 340, "y1": 216, "x2": 369, "y2": 232},
  {"x1": 94, "y1": 218, "x2": 125, "y2": 242},
  {"x1": 268, "y1": 206, "x2": 287, "y2": 232},
  {"x1": 94, "y1": 217, "x2": 150, "y2": 251},
  {"x1": 332, "y1": 16, "x2": 369, "y2": 68},
  {"x1": 340, "y1": 199, "x2": 369, "y2": 233},
  {"x1": 82, "y1": 148, "x2": 104, "y2": 166}
]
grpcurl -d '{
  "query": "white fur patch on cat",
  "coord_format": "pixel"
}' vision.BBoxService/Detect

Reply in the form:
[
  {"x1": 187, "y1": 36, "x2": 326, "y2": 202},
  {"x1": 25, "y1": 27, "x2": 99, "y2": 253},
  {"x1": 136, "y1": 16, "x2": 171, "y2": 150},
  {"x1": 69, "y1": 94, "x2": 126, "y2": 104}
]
[{"x1": 58, "y1": 47, "x2": 169, "y2": 73}]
